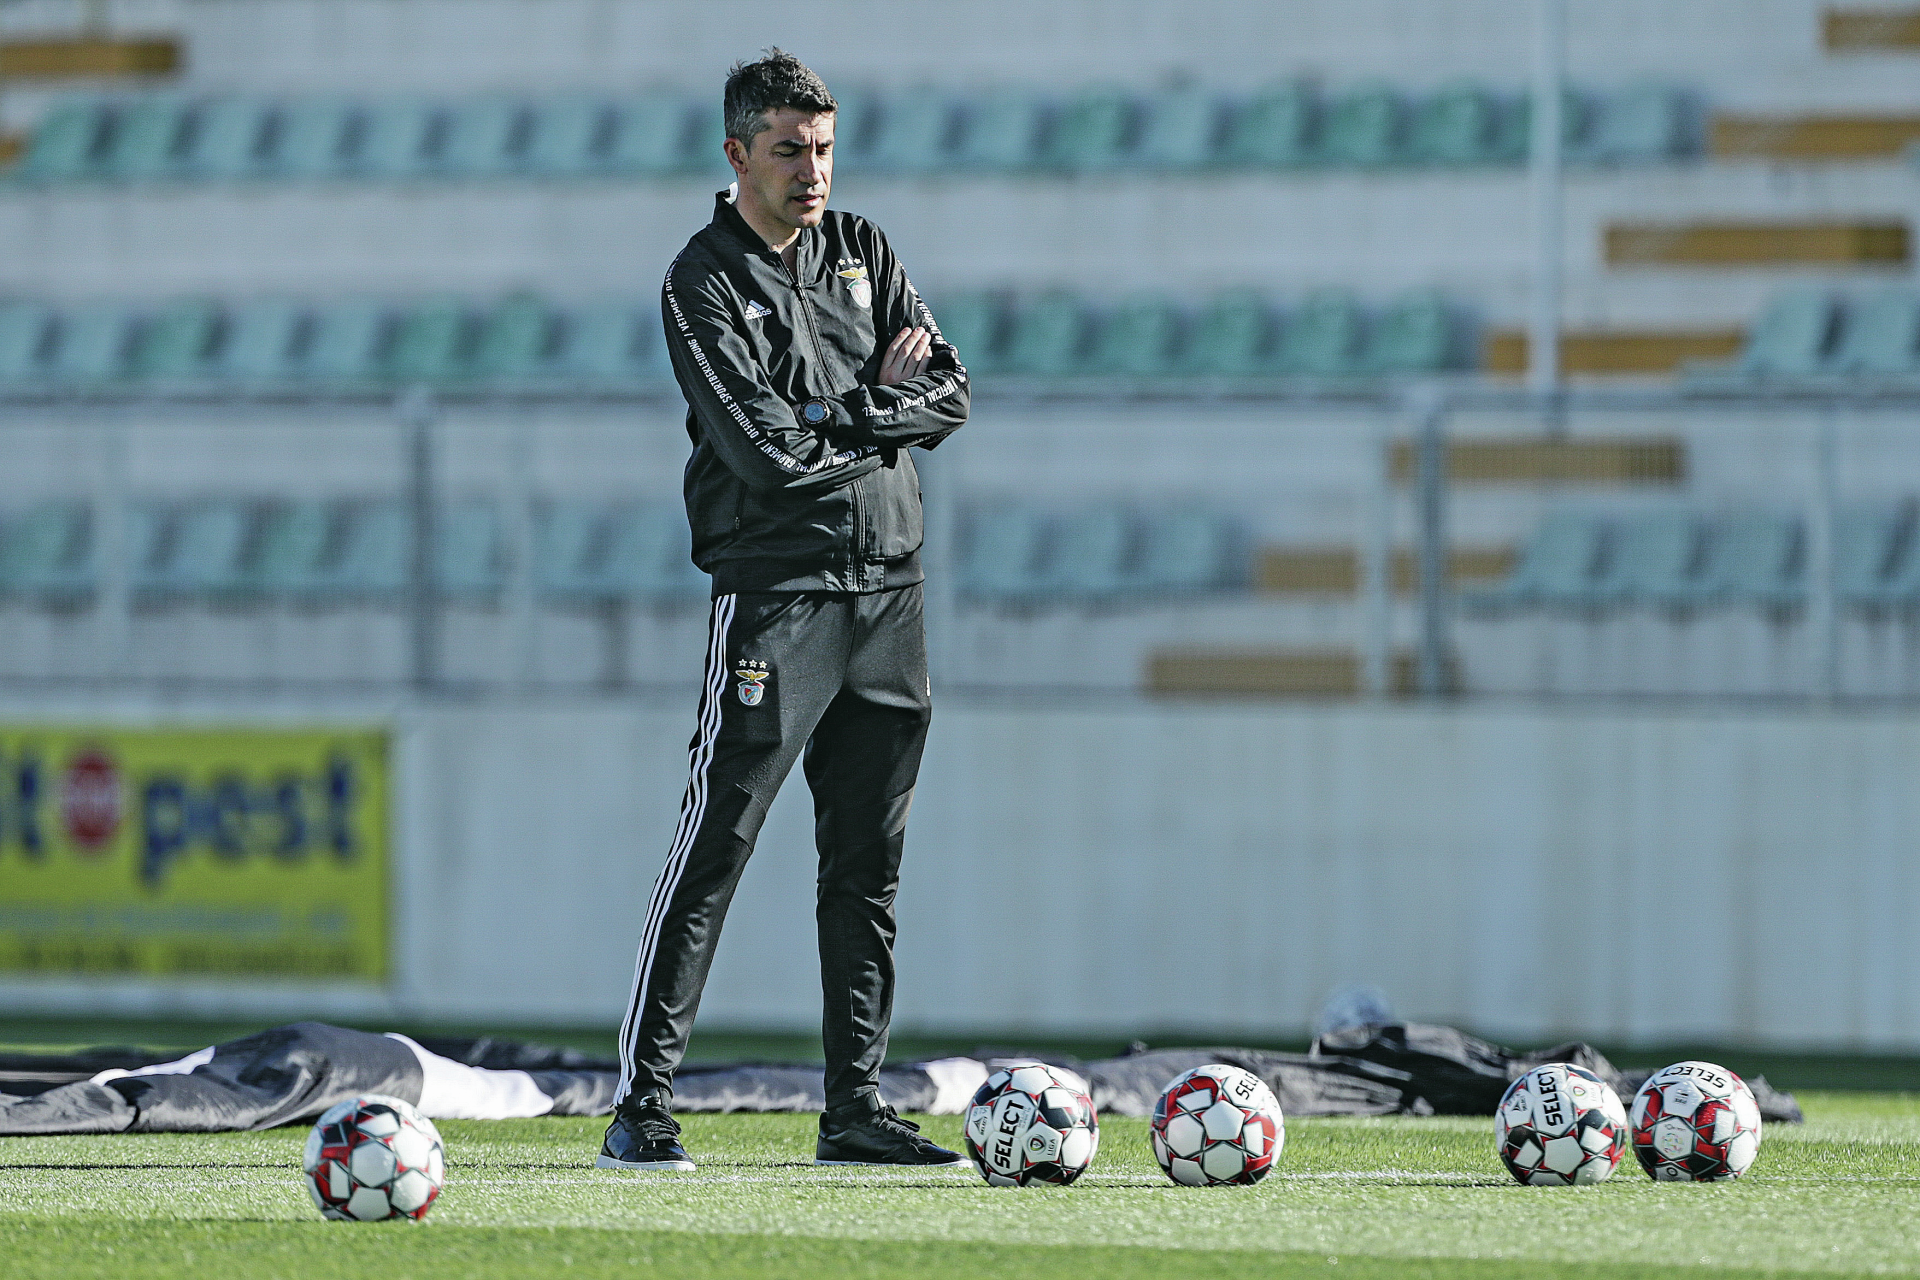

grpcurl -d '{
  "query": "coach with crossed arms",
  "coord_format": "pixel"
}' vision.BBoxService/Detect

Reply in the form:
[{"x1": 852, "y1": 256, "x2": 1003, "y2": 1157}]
[{"x1": 598, "y1": 50, "x2": 971, "y2": 1172}]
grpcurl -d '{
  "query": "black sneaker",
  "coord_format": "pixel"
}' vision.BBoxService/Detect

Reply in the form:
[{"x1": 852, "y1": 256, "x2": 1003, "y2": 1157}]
[
  {"x1": 815, "y1": 1096, "x2": 967, "y2": 1167},
  {"x1": 596, "y1": 1093, "x2": 695, "y2": 1172}
]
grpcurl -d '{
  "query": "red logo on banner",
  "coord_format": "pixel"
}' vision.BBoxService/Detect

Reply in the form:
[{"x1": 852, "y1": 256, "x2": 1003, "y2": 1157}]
[{"x1": 62, "y1": 749, "x2": 122, "y2": 853}]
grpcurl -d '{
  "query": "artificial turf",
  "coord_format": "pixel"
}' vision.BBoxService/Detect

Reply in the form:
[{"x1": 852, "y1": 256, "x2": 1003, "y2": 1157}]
[{"x1": 2, "y1": 1094, "x2": 1918, "y2": 1278}]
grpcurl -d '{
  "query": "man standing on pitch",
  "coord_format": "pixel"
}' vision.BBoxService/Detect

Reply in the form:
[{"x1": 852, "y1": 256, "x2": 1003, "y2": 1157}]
[{"x1": 598, "y1": 50, "x2": 970, "y2": 1172}]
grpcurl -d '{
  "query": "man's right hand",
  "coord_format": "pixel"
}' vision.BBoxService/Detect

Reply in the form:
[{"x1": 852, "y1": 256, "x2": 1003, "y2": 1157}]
[{"x1": 878, "y1": 326, "x2": 933, "y2": 385}]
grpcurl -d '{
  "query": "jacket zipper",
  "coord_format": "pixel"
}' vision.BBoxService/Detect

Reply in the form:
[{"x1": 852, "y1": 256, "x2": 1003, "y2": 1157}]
[{"x1": 778, "y1": 245, "x2": 866, "y2": 586}]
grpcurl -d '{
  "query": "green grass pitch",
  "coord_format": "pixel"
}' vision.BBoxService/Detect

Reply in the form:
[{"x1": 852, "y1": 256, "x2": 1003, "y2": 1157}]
[{"x1": 4, "y1": 1094, "x2": 1919, "y2": 1279}]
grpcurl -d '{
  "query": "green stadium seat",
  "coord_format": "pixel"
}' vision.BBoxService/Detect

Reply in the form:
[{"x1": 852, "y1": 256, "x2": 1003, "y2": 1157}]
[
  {"x1": 1407, "y1": 82, "x2": 1499, "y2": 166},
  {"x1": 1701, "y1": 512, "x2": 1802, "y2": 609},
  {"x1": 1137, "y1": 508, "x2": 1242, "y2": 593},
  {"x1": 819, "y1": 89, "x2": 877, "y2": 170},
  {"x1": 1596, "y1": 510, "x2": 1708, "y2": 607},
  {"x1": 1588, "y1": 83, "x2": 1695, "y2": 162},
  {"x1": 561, "y1": 301, "x2": 664, "y2": 384},
  {"x1": 441, "y1": 99, "x2": 533, "y2": 177},
  {"x1": 252, "y1": 500, "x2": 339, "y2": 596},
  {"x1": 437, "y1": 500, "x2": 504, "y2": 596},
  {"x1": 863, "y1": 92, "x2": 955, "y2": 173},
  {"x1": 1003, "y1": 292, "x2": 1090, "y2": 376},
  {"x1": 1045, "y1": 87, "x2": 1135, "y2": 172},
  {"x1": 353, "y1": 99, "x2": 439, "y2": 177},
  {"x1": 267, "y1": 98, "x2": 358, "y2": 178},
  {"x1": 1275, "y1": 290, "x2": 1366, "y2": 376},
  {"x1": 48, "y1": 303, "x2": 136, "y2": 382},
  {"x1": 473, "y1": 295, "x2": 559, "y2": 381},
  {"x1": 134, "y1": 500, "x2": 257, "y2": 598},
  {"x1": 103, "y1": 97, "x2": 193, "y2": 180},
  {"x1": 0, "y1": 501, "x2": 92, "y2": 599},
  {"x1": 1183, "y1": 290, "x2": 1276, "y2": 376},
  {"x1": 525, "y1": 97, "x2": 614, "y2": 176},
  {"x1": 387, "y1": 298, "x2": 475, "y2": 382},
  {"x1": 1054, "y1": 507, "x2": 1135, "y2": 598},
  {"x1": 300, "y1": 300, "x2": 392, "y2": 382},
  {"x1": 328, "y1": 501, "x2": 409, "y2": 597},
  {"x1": 184, "y1": 98, "x2": 272, "y2": 179},
  {"x1": 17, "y1": 98, "x2": 110, "y2": 181},
  {"x1": 1834, "y1": 507, "x2": 1905, "y2": 608},
  {"x1": 218, "y1": 299, "x2": 308, "y2": 382},
  {"x1": 1136, "y1": 88, "x2": 1224, "y2": 169},
  {"x1": 1738, "y1": 290, "x2": 1838, "y2": 378},
  {"x1": 926, "y1": 292, "x2": 1003, "y2": 373},
  {"x1": 130, "y1": 298, "x2": 222, "y2": 380},
  {"x1": 1222, "y1": 83, "x2": 1317, "y2": 168},
  {"x1": 1492, "y1": 88, "x2": 1594, "y2": 165},
  {"x1": 1319, "y1": 84, "x2": 1407, "y2": 167},
  {"x1": 1089, "y1": 294, "x2": 1183, "y2": 376},
  {"x1": 686, "y1": 113, "x2": 728, "y2": 177},
  {"x1": 606, "y1": 95, "x2": 696, "y2": 175},
  {"x1": 600, "y1": 505, "x2": 704, "y2": 600},
  {"x1": 1464, "y1": 510, "x2": 1609, "y2": 610},
  {"x1": 536, "y1": 502, "x2": 607, "y2": 600},
  {"x1": 0, "y1": 302, "x2": 53, "y2": 384},
  {"x1": 1364, "y1": 289, "x2": 1460, "y2": 373},
  {"x1": 957, "y1": 505, "x2": 1052, "y2": 602},
  {"x1": 954, "y1": 89, "x2": 1047, "y2": 171},
  {"x1": 1831, "y1": 290, "x2": 1920, "y2": 376}
]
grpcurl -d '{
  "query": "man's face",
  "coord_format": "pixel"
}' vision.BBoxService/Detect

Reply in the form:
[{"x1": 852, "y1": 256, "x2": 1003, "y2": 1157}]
[{"x1": 726, "y1": 108, "x2": 835, "y2": 238}]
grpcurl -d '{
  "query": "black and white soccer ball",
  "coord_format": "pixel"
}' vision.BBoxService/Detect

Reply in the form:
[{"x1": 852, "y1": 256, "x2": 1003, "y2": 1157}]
[
  {"x1": 1150, "y1": 1064, "x2": 1285, "y2": 1186},
  {"x1": 303, "y1": 1094, "x2": 446, "y2": 1221},
  {"x1": 1496, "y1": 1063, "x2": 1627, "y2": 1186},
  {"x1": 1631, "y1": 1060, "x2": 1762, "y2": 1181},
  {"x1": 962, "y1": 1062, "x2": 1099, "y2": 1186}
]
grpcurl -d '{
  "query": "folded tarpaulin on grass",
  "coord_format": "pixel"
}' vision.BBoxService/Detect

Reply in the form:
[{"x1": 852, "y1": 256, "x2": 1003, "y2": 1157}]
[{"x1": 0, "y1": 1020, "x2": 1801, "y2": 1135}]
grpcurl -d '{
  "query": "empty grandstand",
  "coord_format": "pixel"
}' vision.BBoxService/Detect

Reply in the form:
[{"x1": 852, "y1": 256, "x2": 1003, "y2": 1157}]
[{"x1": 0, "y1": 0, "x2": 1917, "y2": 703}]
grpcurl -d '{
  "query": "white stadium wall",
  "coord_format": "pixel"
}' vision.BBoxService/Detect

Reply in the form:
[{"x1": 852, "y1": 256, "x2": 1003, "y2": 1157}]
[{"x1": 2, "y1": 694, "x2": 1917, "y2": 1051}]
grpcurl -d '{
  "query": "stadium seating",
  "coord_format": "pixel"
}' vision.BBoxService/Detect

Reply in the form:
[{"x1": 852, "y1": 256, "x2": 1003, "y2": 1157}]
[
  {"x1": 1319, "y1": 84, "x2": 1407, "y2": 168},
  {"x1": 1136, "y1": 87, "x2": 1224, "y2": 169},
  {"x1": 0, "y1": 290, "x2": 1477, "y2": 389},
  {"x1": 0, "y1": 501, "x2": 92, "y2": 600},
  {"x1": 1688, "y1": 290, "x2": 1920, "y2": 385},
  {"x1": 1468, "y1": 505, "x2": 1920, "y2": 614},
  {"x1": 956, "y1": 503, "x2": 1244, "y2": 604},
  {"x1": 954, "y1": 88, "x2": 1048, "y2": 172},
  {"x1": 2, "y1": 81, "x2": 1701, "y2": 186}
]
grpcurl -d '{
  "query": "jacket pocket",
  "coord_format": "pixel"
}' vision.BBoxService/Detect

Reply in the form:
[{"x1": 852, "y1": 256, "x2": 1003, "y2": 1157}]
[{"x1": 866, "y1": 453, "x2": 924, "y2": 560}]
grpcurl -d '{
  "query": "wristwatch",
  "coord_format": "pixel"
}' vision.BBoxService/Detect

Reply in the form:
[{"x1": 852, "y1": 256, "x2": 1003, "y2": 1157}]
[{"x1": 798, "y1": 397, "x2": 832, "y2": 426}]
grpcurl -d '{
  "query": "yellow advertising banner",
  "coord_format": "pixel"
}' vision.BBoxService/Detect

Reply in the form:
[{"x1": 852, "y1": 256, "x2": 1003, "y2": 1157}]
[{"x1": 0, "y1": 727, "x2": 388, "y2": 980}]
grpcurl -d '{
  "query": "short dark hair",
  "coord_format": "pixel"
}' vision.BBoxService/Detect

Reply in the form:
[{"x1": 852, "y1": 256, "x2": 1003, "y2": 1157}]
[{"x1": 723, "y1": 48, "x2": 836, "y2": 150}]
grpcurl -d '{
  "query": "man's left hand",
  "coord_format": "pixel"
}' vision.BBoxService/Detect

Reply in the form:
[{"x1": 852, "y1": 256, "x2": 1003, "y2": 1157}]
[{"x1": 878, "y1": 326, "x2": 933, "y2": 385}]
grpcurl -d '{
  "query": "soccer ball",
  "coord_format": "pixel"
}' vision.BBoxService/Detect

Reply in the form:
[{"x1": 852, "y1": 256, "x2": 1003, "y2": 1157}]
[
  {"x1": 1496, "y1": 1063, "x2": 1628, "y2": 1186},
  {"x1": 303, "y1": 1094, "x2": 446, "y2": 1221},
  {"x1": 1149, "y1": 1064, "x2": 1284, "y2": 1187},
  {"x1": 962, "y1": 1062, "x2": 1099, "y2": 1186},
  {"x1": 1631, "y1": 1061, "x2": 1763, "y2": 1181}
]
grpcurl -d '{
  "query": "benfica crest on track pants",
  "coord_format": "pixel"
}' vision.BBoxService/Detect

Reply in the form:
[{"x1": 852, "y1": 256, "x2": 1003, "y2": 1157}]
[{"x1": 615, "y1": 583, "x2": 931, "y2": 1110}]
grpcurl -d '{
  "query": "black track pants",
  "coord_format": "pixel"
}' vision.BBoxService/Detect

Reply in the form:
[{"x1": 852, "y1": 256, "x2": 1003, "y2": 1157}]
[{"x1": 616, "y1": 584, "x2": 931, "y2": 1110}]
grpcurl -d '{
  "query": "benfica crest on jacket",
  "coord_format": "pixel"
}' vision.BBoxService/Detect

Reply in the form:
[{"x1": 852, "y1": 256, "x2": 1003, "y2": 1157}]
[{"x1": 734, "y1": 660, "x2": 770, "y2": 706}]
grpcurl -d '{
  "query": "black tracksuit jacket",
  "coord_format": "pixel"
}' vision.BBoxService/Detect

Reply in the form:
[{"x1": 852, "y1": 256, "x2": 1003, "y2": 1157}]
[{"x1": 662, "y1": 190, "x2": 972, "y2": 595}]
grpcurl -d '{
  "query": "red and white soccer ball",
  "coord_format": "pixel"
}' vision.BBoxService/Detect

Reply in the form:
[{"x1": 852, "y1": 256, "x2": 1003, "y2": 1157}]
[
  {"x1": 1631, "y1": 1060, "x2": 1763, "y2": 1181},
  {"x1": 962, "y1": 1062, "x2": 1100, "y2": 1186},
  {"x1": 303, "y1": 1094, "x2": 446, "y2": 1221},
  {"x1": 1496, "y1": 1063, "x2": 1628, "y2": 1186},
  {"x1": 1150, "y1": 1064, "x2": 1285, "y2": 1186}
]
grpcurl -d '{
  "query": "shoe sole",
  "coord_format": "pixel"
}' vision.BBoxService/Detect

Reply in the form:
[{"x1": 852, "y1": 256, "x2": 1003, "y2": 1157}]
[
  {"x1": 814, "y1": 1156, "x2": 969, "y2": 1167},
  {"x1": 595, "y1": 1153, "x2": 696, "y2": 1172}
]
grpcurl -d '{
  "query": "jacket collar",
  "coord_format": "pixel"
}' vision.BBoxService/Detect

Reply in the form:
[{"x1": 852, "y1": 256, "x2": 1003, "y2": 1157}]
[{"x1": 711, "y1": 186, "x2": 819, "y2": 279}]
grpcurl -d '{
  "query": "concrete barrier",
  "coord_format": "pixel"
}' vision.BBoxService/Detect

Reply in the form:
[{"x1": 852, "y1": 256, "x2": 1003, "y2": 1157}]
[{"x1": 2, "y1": 695, "x2": 1915, "y2": 1050}]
